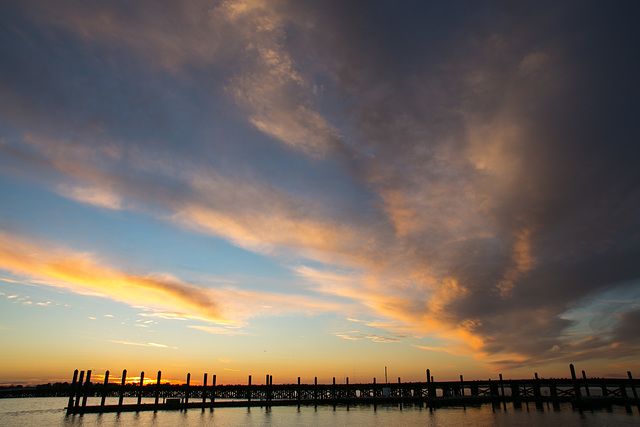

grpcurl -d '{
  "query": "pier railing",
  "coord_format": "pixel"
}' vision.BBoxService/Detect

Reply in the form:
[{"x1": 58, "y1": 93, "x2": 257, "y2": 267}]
[{"x1": 64, "y1": 364, "x2": 640, "y2": 414}]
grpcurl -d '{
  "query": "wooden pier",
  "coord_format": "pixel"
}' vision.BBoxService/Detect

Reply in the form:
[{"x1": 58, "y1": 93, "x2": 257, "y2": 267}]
[{"x1": 64, "y1": 364, "x2": 640, "y2": 414}]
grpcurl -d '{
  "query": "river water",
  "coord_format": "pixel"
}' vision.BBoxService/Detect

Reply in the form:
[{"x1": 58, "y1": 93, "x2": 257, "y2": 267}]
[{"x1": 0, "y1": 397, "x2": 638, "y2": 426}]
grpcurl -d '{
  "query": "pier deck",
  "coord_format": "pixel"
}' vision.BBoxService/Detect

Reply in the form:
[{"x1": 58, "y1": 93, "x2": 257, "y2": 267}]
[{"x1": 62, "y1": 364, "x2": 640, "y2": 414}]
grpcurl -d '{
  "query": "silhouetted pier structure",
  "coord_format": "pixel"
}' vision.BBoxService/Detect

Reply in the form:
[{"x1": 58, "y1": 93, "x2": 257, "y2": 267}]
[{"x1": 64, "y1": 364, "x2": 640, "y2": 414}]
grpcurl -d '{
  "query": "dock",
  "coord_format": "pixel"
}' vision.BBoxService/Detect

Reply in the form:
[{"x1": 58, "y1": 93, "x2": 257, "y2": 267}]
[{"x1": 64, "y1": 364, "x2": 640, "y2": 414}]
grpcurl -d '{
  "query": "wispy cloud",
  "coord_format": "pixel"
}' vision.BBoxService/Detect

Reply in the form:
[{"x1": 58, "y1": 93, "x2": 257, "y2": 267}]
[
  {"x1": 0, "y1": 230, "x2": 345, "y2": 326},
  {"x1": 109, "y1": 340, "x2": 177, "y2": 350},
  {"x1": 333, "y1": 331, "x2": 401, "y2": 344},
  {"x1": 222, "y1": 0, "x2": 344, "y2": 158},
  {"x1": 187, "y1": 325, "x2": 247, "y2": 336},
  {"x1": 56, "y1": 183, "x2": 122, "y2": 210},
  {"x1": 412, "y1": 345, "x2": 468, "y2": 357}
]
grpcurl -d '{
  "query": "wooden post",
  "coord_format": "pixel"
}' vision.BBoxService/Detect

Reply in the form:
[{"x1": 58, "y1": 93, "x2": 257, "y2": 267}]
[
  {"x1": 266, "y1": 374, "x2": 271, "y2": 404},
  {"x1": 620, "y1": 380, "x2": 629, "y2": 398},
  {"x1": 628, "y1": 371, "x2": 639, "y2": 411},
  {"x1": 75, "y1": 371, "x2": 84, "y2": 409},
  {"x1": 314, "y1": 377, "x2": 318, "y2": 401},
  {"x1": 460, "y1": 375, "x2": 465, "y2": 397},
  {"x1": 82, "y1": 370, "x2": 92, "y2": 407},
  {"x1": 297, "y1": 377, "x2": 301, "y2": 401},
  {"x1": 570, "y1": 364, "x2": 582, "y2": 399},
  {"x1": 266, "y1": 374, "x2": 269, "y2": 403},
  {"x1": 247, "y1": 375, "x2": 252, "y2": 402},
  {"x1": 66, "y1": 370, "x2": 78, "y2": 415},
  {"x1": 489, "y1": 378, "x2": 499, "y2": 399},
  {"x1": 549, "y1": 379, "x2": 559, "y2": 409},
  {"x1": 471, "y1": 383, "x2": 479, "y2": 396},
  {"x1": 101, "y1": 370, "x2": 109, "y2": 407},
  {"x1": 118, "y1": 369, "x2": 126, "y2": 407},
  {"x1": 628, "y1": 371, "x2": 638, "y2": 399},
  {"x1": 333, "y1": 377, "x2": 336, "y2": 399},
  {"x1": 154, "y1": 371, "x2": 161, "y2": 405},
  {"x1": 582, "y1": 370, "x2": 590, "y2": 397},
  {"x1": 510, "y1": 380, "x2": 519, "y2": 398},
  {"x1": 533, "y1": 373, "x2": 541, "y2": 399},
  {"x1": 211, "y1": 374, "x2": 216, "y2": 405},
  {"x1": 202, "y1": 373, "x2": 208, "y2": 404},
  {"x1": 137, "y1": 371, "x2": 144, "y2": 405},
  {"x1": 499, "y1": 374, "x2": 505, "y2": 398},
  {"x1": 185, "y1": 373, "x2": 191, "y2": 404}
]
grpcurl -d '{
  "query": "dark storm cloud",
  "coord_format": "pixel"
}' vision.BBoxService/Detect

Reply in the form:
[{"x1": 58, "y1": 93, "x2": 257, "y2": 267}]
[{"x1": 289, "y1": 0, "x2": 640, "y2": 365}]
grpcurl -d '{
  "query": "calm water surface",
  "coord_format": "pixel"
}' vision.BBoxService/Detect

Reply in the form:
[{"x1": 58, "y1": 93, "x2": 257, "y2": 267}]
[{"x1": 0, "y1": 397, "x2": 638, "y2": 426}]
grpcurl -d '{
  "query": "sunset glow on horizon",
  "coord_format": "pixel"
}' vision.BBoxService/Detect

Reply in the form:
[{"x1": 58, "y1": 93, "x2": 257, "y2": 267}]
[{"x1": 1, "y1": 0, "x2": 639, "y2": 386}]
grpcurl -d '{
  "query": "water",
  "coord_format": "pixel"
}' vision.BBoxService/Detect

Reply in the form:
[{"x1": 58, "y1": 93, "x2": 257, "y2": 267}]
[{"x1": 0, "y1": 398, "x2": 638, "y2": 426}]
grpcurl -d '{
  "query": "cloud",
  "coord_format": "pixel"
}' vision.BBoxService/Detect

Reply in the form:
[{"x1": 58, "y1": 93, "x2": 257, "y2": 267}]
[
  {"x1": 7, "y1": 0, "x2": 344, "y2": 159},
  {"x1": 220, "y1": 0, "x2": 345, "y2": 158},
  {"x1": 3, "y1": 129, "x2": 369, "y2": 267},
  {"x1": 333, "y1": 330, "x2": 402, "y2": 344},
  {"x1": 0, "y1": 229, "x2": 228, "y2": 323},
  {"x1": 187, "y1": 325, "x2": 247, "y2": 336},
  {"x1": 9, "y1": 0, "x2": 227, "y2": 70},
  {"x1": 412, "y1": 345, "x2": 468, "y2": 357},
  {"x1": 0, "y1": 230, "x2": 342, "y2": 324},
  {"x1": 56, "y1": 184, "x2": 122, "y2": 210},
  {"x1": 170, "y1": 171, "x2": 363, "y2": 260},
  {"x1": 110, "y1": 340, "x2": 177, "y2": 350}
]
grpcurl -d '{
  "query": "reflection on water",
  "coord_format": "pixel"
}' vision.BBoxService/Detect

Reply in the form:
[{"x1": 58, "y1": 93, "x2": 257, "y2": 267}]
[{"x1": 0, "y1": 397, "x2": 638, "y2": 427}]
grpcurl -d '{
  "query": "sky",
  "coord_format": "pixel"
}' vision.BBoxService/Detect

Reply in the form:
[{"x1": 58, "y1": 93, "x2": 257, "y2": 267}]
[{"x1": 1, "y1": 0, "x2": 639, "y2": 386}]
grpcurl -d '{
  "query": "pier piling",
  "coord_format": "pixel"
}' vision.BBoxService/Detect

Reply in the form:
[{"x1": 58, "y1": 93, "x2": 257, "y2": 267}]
[
  {"x1": 137, "y1": 372, "x2": 144, "y2": 405},
  {"x1": 66, "y1": 369, "x2": 78, "y2": 415},
  {"x1": 118, "y1": 370, "x2": 126, "y2": 407},
  {"x1": 100, "y1": 370, "x2": 109, "y2": 407}
]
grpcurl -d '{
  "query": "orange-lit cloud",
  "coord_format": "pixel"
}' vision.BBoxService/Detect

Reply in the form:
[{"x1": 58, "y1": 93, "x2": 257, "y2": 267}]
[
  {"x1": 0, "y1": 231, "x2": 343, "y2": 325},
  {"x1": 109, "y1": 340, "x2": 178, "y2": 350},
  {"x1": 186, "y1": 325, "x2": 247, "y2": 336},
  {"x1": 56, "y1": 183, "x2": 122, "y2": 210}
]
